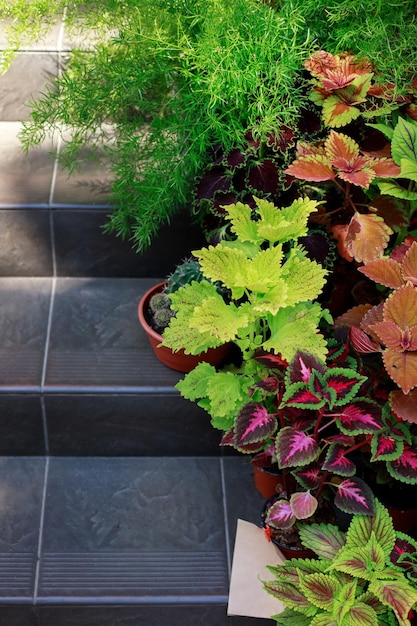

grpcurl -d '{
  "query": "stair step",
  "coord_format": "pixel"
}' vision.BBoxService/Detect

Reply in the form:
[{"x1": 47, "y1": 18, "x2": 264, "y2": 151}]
[
  {"x1": 0, "y1": 277, "x2": 225, "y2": 456},
  {"x1": 0, "y1": 455, "x2": 272, "y2": 626}
]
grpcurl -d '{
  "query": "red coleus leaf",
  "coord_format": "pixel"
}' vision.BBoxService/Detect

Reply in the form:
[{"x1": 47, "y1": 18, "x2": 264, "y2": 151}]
[
  {"x1": 290, "y1": 491, "x2": 318, "y2": 520},
  {"x1": 391, "y1": 536, "x2": 417, "y2": 569},
  {"x1": 276, "y1": 426, "x2": 319, "y2": 468},
  {"x1": 322, "y1": 444, "x2": 356, "y2": 476},
  {"x1": 349, "y1": 326, "x2": 381, "y2": 353},
  {"x1": 304, "y1": 50, "x2": 372, "y2": 90},
  {"x1": 381, "y1": 283, "x2": 417, "y2": 334},
  {"x1": 331, "y1": 223, "x2": 354, "y2": 261},
  {"x1": 234, "y1": 402, "x2": 277, "y2": 447},
  {"x1": 371, "y1": 431, "x2": 403, "y2": 462},
  {"x1": 324, "y1": 368, "x2": 367, "y2": 406},
  {"x1": 334, "y1": 476, "x2": 375, "y2": 515},
  {"x1": 336, "y1": 400, "x2": 382, "y2": 435},
  {"x1": 288, "y1": 352, "x2": 326, "y2": 383},
  {"x1": 370, "y1": 157, "x2": 401, "y2": 178},
  {"x1": 344, "y1": 212, "x2": 393, "y2": 263},
  {"x1": 265, "y1": 498, "x2": 296, "y2": 529},
  {"x1": 254, "y1": 377, "x2": 280, "y2": 393},
  {"x1": 387, "y1": 444, "x2": 417, "y2": 483},
  {"x1": 280, "y1": 382, "x2": 325, "y2": 409},
  {"x1": 292, "y1": 462, "x2": 322, "y2": 489}
]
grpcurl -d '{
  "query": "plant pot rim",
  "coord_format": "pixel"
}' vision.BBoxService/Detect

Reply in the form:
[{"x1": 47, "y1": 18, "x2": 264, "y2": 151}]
[{"x1": 137, "y1": 280, "x2": 168, "y2": 345}]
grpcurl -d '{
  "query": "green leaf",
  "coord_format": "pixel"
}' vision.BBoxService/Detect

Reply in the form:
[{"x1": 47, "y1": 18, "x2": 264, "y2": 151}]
[
  {"x1": 331, "y1": 533, "x2": 386, "y2": 581},
  {"x1": 377, "y1": 180, "x2": 417, "y2": 201},
  {"x1": 310, "y1": 614, "x2": 337, "y2": 626},
  {"x1": 366, "y1": 122, "x2": 395, "y2": 142},
  {"x1": 299, "y1": 571, "x2": 340, "y2": 611},
  {"x1": 272, "y1": 608, "x2": 313, "y2": 626},
  {"x1": 265, "y1": 302, "x2": 328, "y2": 362},
  {"x1": 176, "y1": 362, "x2": 216, "y2": 401},
  {"x1": 206, "y1": 370, "x2": 251, "y2": 420},
  {"x1": 280, "y1": 248, "x2": 328, "y2": 307},
  {"x1": 262, "y1": 578, "x2": 317, "y2": 616},
  {"x1": 345, "y1": 500, "x2": 395, "y2": 558},
  {"x1": 299, "y1": 523, "x2": 346, "y2": 560},
  {"x1": 256, "y1": 196, "x2": 320, "y2": 243},
  {"x1": 190, "y1": 296, "x2": 248, "y2": 343},
  {"x1": 368, "y1": 578, "x2": 417, "y2": 625},
  {"x1": 391, "y1": 117, "x2": 417, "y2": 166},
  {"x1": 223, "y1": 201, "x2": 262, "y2": 244},
  {"x1": 341, "y1": 601, "x2": 379, "y2": 626},
  {"x1": 399, "y1": 157, "x2": 417, "y2": 183},
  {"x1": 195, "y1": 243, "x2": 249, "y2": 295}
]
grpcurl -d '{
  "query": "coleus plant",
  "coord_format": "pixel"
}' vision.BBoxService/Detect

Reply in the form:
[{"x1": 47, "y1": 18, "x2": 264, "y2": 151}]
[
  {"x1": 162, "y1": 195, "x2": 330, "y2": 431},
  {"x1": 251, "y1": 349, "x2": 381, "y2": 527},
  {"x1": 338, "y1": 239, "x2": 417, "y2": 420},
  {"x1": 263, "y1": 499, "x2": 417, "y2": 626},
  {"x1": 284, "y1": 50, "x2": 417, "y2": 264}
]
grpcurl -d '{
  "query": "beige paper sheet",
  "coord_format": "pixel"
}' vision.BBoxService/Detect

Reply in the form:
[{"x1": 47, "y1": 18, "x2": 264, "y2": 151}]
[{"x1": 227, "y1": 519, "x2": 286, "y2": 619}]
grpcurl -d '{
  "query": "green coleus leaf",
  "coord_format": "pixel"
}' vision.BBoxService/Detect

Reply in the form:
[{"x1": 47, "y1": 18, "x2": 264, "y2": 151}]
[
  {"x1": 194, "y1": 243, "x2": 249, "y2": 297},
  {"x1": 206, "y1": 370, "x2": 252, "y2": 422},
  {"x1": 280, "y1": 247, "x2": 328, "y2": 307},
  {"x1": 331, "y1": 532, "x2": 385, "y2": 581},
  {"x1": 223, "y1": 201, "x2": 262, "y2": 244},
  {"x1": 272, "y1": 608, "x2": 313, "y2": 626},
  {"x1": 391, "y1": 117, "x2": 417, "y2": 167},
  {"x1": 276, "y1": 426, "x2": 319, "y2": 468},
  {"x1": 163, "y1": 282, "x2": 226, "y2": 353},
  {"x1": 299, "y1": 523, "x2": 346, "y2": 561},
  {"x1": 377, "y1": 180, "x2": 417, "y2": 201},
  {"x1": 264, "y1": 301, "x2": 328, "y2": 362},
  {"x1": 190, "y1": 296, "x2": 248, "y2": 343},
  {"x1": 332, "y1": 579, "x2": 358, "y2": 624},
  {"x1": 176, "y1": 362, "x2": 216, "y2": 402},
  {"x1": 309, "y1": 614, "x2": 337, "y2": 626},
  {"x1": 399, "y1": 157, "x2": 417, "y2": 183},
  {"x1": 263, "y1": 578, "x2": 317, "y2": 616},
  {"x1": 268, "y1": 557, "x2": 332, "y2": 583},
  {"x1": 234, "y1": 401, "x2": 277, "y2": 447},
  {"x1": 299, "y1": 571, "x2": 341, "y2": 611},
  {"x1": 338, "y1": 601, "x2": 379, "y2": 626},
  {"x1": 256, "y1": 196, "x2": 320, "y2": 243},
  {"x1": 368, "y1": 577, "x2": 417, "y2": 625},
  {"x1": 345, "y1": 500, "x2": 395, "y2": 558}
]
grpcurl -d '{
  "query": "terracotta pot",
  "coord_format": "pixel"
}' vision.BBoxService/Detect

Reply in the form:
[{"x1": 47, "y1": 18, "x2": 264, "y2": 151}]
[
  {"x1": 138, "y1": 281, "x2": 231, "y2": 373},
  {"x1": 251, "y1": 457, "x2": 283, "y2": 499}
]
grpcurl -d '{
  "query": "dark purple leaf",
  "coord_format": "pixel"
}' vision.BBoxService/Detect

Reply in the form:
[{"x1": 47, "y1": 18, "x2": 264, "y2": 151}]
[
  {"x1": 337, "y1": 400, "x2": 383, "y2": 434},
  {"x1": 322, "y1": 444, "x2": 356, "y2": 476},
  {"x1": 195, "y1": 170, "x2": 232, "y2": 200},
  {"x1": 234, "y1": 402, "x2": 277, "y2": 447},
  {"x1": 334, "y1": 476, "x2": 375, "y2": 515},
  {"x1": 276, "y1": 426, "x2": 319, "y2": 468},
  {"x1": 247, "y1": 160, "x2": 279, "y2": 196}
]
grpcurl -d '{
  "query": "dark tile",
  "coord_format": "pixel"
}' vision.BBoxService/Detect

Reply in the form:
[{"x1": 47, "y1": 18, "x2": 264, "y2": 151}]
[
  {"x1": 45, "y1": 278, "x2": 181, "y2": 388},
  {"x1": 0, "y1": 53, "x2": 59, "y2": 121},
  {"x1": 0, "y1": 278, "x2": 52, "y2": 387},
  {"x1": 0, "y1": 395, "x2": 44, "y2": 455},
  {"x1": 0, "y1": 457, "x2": 45, "y2": 599},
  {"x1": 0, "y1": 210, "x2": 52, "y2": 276},
  {"x1": 0, "y1": 606, "x2": 37, "y2": 626},
  {"x1": 45, "y1": 393, "x2": 221, "y2": 456},
  {"x1": 37, "y1": 604, "x2": 233, "y2": 626},
  {"x1": 39, "y1": 457, "x2": 228, "y2": 600},
  {"x1": 52, "y1": 208, "x2": 206, "y2": 277},
  {"x1": 223, "y1": 457, "x2": 266, "y2": 528},
  {"x1": 0, "y1": 122, "x2": 55, "y2": 205}
]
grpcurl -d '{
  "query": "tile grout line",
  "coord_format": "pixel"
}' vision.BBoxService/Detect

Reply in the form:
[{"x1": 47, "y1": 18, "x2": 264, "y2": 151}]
[
  {"x1": 40, "y1": 395, "x2": 50, "y2": 456},
  {"x1": 40, "y1": 277, "x2": 56, "y2": 392},
  {"x1": 33, "y1": 455, "x2": 50, "y2": 605},
  {"x1": 219, "y1": 457, "x2": 232, "y2": 580}
]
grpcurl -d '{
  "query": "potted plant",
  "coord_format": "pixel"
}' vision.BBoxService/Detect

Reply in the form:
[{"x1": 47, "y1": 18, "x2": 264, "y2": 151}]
[
  {"x1": 138, "y1": 258, "x2": 231, "y2": 372},
  {"x1": 263, "y1": 499, "x2": 417, "y2": 626}
]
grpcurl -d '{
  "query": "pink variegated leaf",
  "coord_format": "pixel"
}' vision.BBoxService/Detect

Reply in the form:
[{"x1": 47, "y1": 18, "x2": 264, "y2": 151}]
[
  {"x1": 292, "y1": 462, "x2": 322, "y2": 490},
  {"x1": 280, "y1": 382, "x2": 325, "y2": 410},
  {"x1": 221, "y1": 428, "x2": 266, "y2": 454},
  {"x1": 322, "y1": 444, "x2": 356, "y2": 476},
  {"x1": 323, "y1": 434, "x2": 355, "y2": 447},
  {"x1": 336, "y1": 399, "x2": 383, "y2": 435},
  {"x1": 290, "y1": 491, "x2": 318, "y2": 520},
  {"x1": 334, "y1": 476, "x2": 375, "y2": 515},
  {"x1": 234, "y1": 402, "x2": 277, "y2": 447},
  {"x1": 324, "y1": 368, "x2": 367, "y2": 406},
  {"x1": 265, "y1": 498, "x2": 296, "y2": 529},
  {"x1": 370, "y1": 431, "x2": 404, "y2": 462},
  {"x1": 387, "y1": 443, "x2": 417, "y2": 484},
  {"x1": 288, "y1": 351, "x2": 326, "y2": 383},
  {"x1": 254, "y1": 377, "x2": 280, "y2": 393},
  {"x1": 276, "y1": 427, "x2": 319, "y2": 469},
  {"x1": 349, "y1": 326, "x2": 381, "y2": 353}
]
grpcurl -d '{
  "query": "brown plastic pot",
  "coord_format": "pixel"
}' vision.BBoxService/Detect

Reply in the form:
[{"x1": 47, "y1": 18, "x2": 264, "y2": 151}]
[
  {"x1": 138, "y1": 281, "x2": 231, "y2": 373},
  {"x1": 251, "y1": 456, "x2": 283, "y2": 499}
]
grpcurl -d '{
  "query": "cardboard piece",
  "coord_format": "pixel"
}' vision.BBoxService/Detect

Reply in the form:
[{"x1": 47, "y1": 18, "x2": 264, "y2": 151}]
[{"x1": 227, "y1": 519, "x2": 286, "y2": 619}]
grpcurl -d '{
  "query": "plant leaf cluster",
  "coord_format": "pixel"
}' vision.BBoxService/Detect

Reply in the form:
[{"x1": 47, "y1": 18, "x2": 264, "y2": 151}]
[{"x1": 264, "y1": 500, "x2": 417, "y2": 626}]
